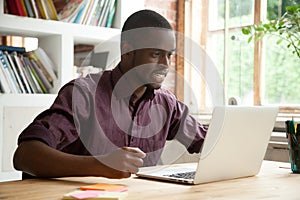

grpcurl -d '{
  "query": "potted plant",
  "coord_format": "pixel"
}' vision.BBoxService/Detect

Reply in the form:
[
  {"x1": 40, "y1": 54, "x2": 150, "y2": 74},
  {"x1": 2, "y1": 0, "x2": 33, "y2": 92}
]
[{"x1": 242, "y1": 4, "x2": 300, "y2": 59}]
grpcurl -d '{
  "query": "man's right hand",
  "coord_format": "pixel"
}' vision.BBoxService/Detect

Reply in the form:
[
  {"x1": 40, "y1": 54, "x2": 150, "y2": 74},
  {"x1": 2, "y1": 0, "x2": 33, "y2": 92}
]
[{"x1": 96, "y1": 147, "x2": 146, "y2": 178}]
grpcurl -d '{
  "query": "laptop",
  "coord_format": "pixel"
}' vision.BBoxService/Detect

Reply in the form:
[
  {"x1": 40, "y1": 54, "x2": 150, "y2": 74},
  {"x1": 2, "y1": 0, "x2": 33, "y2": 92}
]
[{"x1": 136, "y1": 106, "x2": 278, "y2": 184}]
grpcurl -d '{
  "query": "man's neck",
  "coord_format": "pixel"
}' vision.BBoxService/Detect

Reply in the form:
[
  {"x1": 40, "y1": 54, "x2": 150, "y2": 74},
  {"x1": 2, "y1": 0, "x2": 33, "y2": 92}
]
[{"x1": 132, "y1": 86, "x2": 147, "y2": 105}]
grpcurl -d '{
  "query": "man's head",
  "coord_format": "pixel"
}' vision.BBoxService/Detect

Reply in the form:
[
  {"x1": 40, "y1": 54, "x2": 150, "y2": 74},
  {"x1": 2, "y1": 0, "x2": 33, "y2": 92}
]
[{"x1": 120, "y1": 10, "x2": 176, "y2": 89}]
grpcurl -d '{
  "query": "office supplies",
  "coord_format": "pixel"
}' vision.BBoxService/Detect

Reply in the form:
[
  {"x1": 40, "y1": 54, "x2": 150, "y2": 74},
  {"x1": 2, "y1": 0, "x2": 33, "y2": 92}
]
[
  {"x1": 136, "y1": 106, "x2": 278, "y2": 184},
  {"x1": 286, "y1": 119, "x2": 300, "y2": 173},
  {"x1": 62, "y1": 190, "x2": 128, "y2": 200},
  {"x1": 63, "y1": 183, "x2": 128, "y2": 199},
  {"x1": 80, "y1": 183, "x2": 127, "y2": 192}
]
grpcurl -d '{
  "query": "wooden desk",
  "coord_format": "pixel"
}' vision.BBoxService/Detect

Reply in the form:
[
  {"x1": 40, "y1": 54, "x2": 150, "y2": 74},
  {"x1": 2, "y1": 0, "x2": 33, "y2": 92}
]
[{"x1": 0, "y1": 161, "x2": 299, "y2": 200}]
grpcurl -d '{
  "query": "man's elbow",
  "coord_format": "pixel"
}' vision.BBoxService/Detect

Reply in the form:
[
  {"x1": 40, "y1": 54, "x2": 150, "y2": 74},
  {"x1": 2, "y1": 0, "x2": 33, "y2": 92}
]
[
  {"x1": 13, "y1": 146, "x2": 22, "y2": 171},
  {"x1": 13, "y1": 141, "x2": 32, "y2": 172}
]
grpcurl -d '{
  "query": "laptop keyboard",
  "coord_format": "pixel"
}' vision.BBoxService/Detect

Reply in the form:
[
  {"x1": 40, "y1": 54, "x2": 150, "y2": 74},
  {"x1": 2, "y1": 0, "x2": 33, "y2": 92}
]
[{"x1": 164, "y1": 171, "x2": 195, "y2": 180}]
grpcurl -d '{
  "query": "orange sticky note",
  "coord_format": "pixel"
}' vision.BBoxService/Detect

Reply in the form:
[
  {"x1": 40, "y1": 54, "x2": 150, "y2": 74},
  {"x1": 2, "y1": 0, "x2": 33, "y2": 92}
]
[{"x1": 80, "y1": 183, "x2": 127, "y2": 192}]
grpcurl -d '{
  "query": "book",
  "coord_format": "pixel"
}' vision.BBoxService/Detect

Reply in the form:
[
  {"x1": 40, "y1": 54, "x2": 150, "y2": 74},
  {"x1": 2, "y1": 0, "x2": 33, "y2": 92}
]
[
  {"x1": 76, "y1": 0, "x2": 93, "y2": 24},
  {"x1": 30, "y1": 0, "x2": 40, "y2": 18},
  {"x1": 89, "y1": 0, "x2": 104, "y2": 26},
  {"x1": 5, "y1": 0, "x2": 27, "y2": 16},
  {"x1": 84, "y1": 0, "x2": 100, "y2": 25},
  {"x1": 73, "y1": 2, "x2": 87, "y2": 24},
  {"x1": 43, "y1": 0, "x2": 59, "y2": 20},
  {"x1": 105, "y1": 0, "x2": 116, "y2": 28},
  {"x1": 12, "y1": 51, "x2": 33, "y2": 93},
  {"x1": 23, "y1": 57, "x2": 45, "y2": 93},
  {"x1": 27, "y1": 49, "x2": 54, "y2": 86},
  {"x1": 0, "y1": 54, "x2": 12, "y2": 93},
  {"x1": 3, "y1": 0, "x2": 9, "y2": 14},
  {"x1": 0, "y1": 64, "x2": 11, "y2": 93},
  {"x1": 19, "y1": 54, "x2": 39, "y2": 93},
  {"x1": 20, "y1": 0, "x2": 29, "y2": 16},
  {"x1": 0, "y1": 45, "x2": 26, "y2": 53},
  {"x1": 52, "y1": 0, "x2": 68, "y2": 13},
  {"x1": 2, "y1": 52, "x2": 22, "y2": 93},
  {"x1": 58, "y1": 0, "x2": 85, "y2": 22},
  {"x1": 100, "y1": 0, "x2": 113, "y2": 27},
  {"x1": 4, "y1": 51, "x2": 26, "y2": 93},
  {"x1": 36, "y1": 0, "x2": 49, "y2": 19},
  {"x1": 0, "y1": 50, "x2": 19, "y2": 93},
  {"x1": 24, "y1": 0, "x2": 35, "y2": 18},
  {"x1": 0, "y1": 62, "x2": 17, "y2": 93},
  {"x1": 97, "y1": 0, "x2": 110, "y2": 27},
  {"x1": 33, "y1": 47, "x2": 57, "y2": 80},
  {"x1": 28, "y1": 57, "x2": 51, "y2": 92}
]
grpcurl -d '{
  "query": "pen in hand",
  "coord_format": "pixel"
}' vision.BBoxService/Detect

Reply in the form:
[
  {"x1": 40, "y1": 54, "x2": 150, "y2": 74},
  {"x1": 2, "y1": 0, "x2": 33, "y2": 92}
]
[
  {"x1": 97, "y1": 147, "x2": 146, "y2": 178},
  {"x1": 122, "y1": 147, "x2": 146, "y2": 173}
]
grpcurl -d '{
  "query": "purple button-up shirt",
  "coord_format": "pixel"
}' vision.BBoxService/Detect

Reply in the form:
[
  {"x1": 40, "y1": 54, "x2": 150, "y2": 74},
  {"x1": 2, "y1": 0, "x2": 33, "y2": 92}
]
[{"x1": 18, "y1": 65, "x2": 207, "y2": 166}]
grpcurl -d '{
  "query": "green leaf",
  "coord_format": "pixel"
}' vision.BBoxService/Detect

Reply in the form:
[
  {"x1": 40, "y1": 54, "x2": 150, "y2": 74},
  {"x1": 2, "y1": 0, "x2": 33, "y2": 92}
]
[
  {"x1": 256, "y1": 27, "x2": 265, "y2": 31},
  {"x1": 263, "y1": 24, "x2": 270, "y2": 30},
  {"x1": 242, "y1": 27, "x2": 250, "y2": 35},
  {"x1": 240, "y1": 4, "x2": 300, "y2": 60},
  {"x1": 276, "y1": 39, "x2": 283, "y2": 45},
  {"x1": 278, "y1": 21, "x2": 285, "y2": 28},
  {"x1": 248, "y1": 35, "x2": 253, "y2": 43}
]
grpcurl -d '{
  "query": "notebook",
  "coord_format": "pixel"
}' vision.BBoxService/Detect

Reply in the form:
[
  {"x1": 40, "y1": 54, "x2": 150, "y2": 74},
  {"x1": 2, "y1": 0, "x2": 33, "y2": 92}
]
[{"x1": 136, "y1": 106, "x2": 278, "y2": 185}]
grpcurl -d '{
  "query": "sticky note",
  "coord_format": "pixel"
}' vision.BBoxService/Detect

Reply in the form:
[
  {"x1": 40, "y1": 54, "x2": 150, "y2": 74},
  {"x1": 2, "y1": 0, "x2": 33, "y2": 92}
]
[
  {"x1": 70, "y1": 190, "x2": 105, "y2": 199},
  {"x1": 62, "y1": 190, "x2": 128, "y2": 200},
  {"x1": 80, "y1": 183, "x2": 127, "y2": 192}
]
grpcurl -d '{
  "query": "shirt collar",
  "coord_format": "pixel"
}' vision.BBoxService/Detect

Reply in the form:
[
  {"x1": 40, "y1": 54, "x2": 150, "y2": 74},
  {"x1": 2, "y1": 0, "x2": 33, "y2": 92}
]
[{"x1": 111, "y1": 64, "x2": 155, "y2": 101}]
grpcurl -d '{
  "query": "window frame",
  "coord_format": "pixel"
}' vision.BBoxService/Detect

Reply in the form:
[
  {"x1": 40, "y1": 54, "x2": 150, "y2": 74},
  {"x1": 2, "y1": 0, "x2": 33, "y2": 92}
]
[{"x1": 179, "y1": 0, "x2": 300, "y2": 116}]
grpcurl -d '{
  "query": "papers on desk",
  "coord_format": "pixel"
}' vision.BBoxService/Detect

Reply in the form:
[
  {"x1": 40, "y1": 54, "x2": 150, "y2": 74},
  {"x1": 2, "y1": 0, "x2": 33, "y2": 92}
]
[{"x1": 62, "y1": 183, "x2": 128, "y2": 200}]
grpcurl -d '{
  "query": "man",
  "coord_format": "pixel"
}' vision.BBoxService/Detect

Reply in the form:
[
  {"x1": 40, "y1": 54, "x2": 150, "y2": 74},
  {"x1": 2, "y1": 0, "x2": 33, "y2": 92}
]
[{"x1": 13, "y1": 10, "x2": 207, "y2": 179}]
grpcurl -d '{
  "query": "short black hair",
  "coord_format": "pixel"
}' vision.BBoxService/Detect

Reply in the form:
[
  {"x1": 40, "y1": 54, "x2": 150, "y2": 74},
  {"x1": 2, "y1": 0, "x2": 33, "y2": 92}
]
[
  {"x1": 122, "y1": 9, "x2": 172, "y2": 32},
  {"x1": 121, "y1": 10, "x2": 173, "y2": 44}
]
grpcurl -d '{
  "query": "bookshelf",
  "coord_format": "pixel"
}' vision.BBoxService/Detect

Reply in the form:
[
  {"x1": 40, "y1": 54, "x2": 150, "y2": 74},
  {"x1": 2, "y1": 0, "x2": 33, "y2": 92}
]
[{"x1": 0, "y1": 0, "x2": 145, "y2": 181}]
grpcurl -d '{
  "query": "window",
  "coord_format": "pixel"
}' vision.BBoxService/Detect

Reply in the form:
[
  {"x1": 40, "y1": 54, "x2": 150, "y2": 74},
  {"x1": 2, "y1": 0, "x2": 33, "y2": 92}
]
[{"x1": 184, "y1": 0, "x2": 300, "y2": 116}]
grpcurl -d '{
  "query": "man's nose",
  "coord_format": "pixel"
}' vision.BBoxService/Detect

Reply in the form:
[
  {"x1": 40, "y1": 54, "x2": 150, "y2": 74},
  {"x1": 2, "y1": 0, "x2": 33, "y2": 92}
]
[{"x1": 159, "y1": 54, "x2": 170, "y2": 66}]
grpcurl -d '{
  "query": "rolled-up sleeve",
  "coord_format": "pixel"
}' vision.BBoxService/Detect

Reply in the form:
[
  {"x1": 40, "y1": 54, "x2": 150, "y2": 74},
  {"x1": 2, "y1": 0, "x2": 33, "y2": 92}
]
[
  {"x1": 167, "y1": 100, "x2": 207, "y2": 153},
  {"x1": 18, "y1": 80, "x2": 89, "y2": 151}
]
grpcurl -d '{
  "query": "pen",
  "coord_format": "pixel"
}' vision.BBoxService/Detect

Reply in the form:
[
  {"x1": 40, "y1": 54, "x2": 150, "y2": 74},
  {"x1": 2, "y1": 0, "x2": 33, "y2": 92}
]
[
  {"x1": 296, "y1": 123, "x2": 300, "y2": 137},
  {"x1": 285, "y1": 120, "x2": 290, "y2": 139},
  {"x1": 289, "y1": 119, "x2": 298, "y2": 145}
]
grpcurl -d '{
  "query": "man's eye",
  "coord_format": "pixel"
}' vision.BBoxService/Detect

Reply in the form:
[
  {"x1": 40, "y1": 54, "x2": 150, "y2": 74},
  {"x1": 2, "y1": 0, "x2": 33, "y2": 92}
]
[
  {"x1": 168, "y1": 52, "x2": 173, "y2": 59},
  {"x1": 153, "y1": 52, "x2": 160, "y2": 57}
]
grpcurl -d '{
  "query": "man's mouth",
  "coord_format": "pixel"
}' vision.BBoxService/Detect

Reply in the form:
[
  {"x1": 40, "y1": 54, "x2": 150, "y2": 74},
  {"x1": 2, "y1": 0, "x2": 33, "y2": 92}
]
[{"x1": 152, "y1": 69, "x2": 168, "y2": 83}]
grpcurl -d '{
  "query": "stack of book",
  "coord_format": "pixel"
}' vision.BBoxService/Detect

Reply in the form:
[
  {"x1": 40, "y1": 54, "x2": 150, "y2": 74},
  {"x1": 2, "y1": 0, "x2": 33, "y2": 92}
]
[
  {"x1": 0, "y1": 46, "x2": 57, "y2": 94},
  {"x1": 5, "y1": 0, "x2": 59, "y2": 20},
  {"x1": 62, "y1": 183, "x2": 128, "y2": 200},
  {"x1": 58, "y1": 0, "x2": 117, "y2": 27},
  {"x1": 4, "y1": 0, "x2": 117, "y2": 28}
]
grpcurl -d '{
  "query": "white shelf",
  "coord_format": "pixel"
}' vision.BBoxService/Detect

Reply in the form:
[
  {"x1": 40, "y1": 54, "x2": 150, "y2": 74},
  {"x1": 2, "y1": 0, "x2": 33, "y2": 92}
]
[
  {"x1": 0, "y1": 14, "x2": 121, "y2": 44},
  {"x1": 0, "y1": 13, "x2": 122, "y2": 91}
]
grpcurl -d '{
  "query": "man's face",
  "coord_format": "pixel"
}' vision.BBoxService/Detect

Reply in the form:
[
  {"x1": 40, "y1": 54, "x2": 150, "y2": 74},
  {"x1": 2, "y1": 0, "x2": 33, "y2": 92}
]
[{"x1": 130, "y1": 29, "x2": 176, "y2": 89}]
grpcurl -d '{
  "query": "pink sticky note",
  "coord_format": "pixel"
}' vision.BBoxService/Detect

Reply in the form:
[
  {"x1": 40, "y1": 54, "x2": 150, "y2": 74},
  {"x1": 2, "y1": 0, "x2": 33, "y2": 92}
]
[
  {"x1": 70, "y1": 190, "x2": 105, "y2": 199},
  {"x1": 112, "y1": 188, "x2": 128, "y2": 192}
]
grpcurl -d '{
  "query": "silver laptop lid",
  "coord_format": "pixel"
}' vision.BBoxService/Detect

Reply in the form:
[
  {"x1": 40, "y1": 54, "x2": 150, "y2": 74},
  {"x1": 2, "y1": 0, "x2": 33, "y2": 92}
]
[{"x1": 194, "y1": 106, "x2": 278, "y2": 184}]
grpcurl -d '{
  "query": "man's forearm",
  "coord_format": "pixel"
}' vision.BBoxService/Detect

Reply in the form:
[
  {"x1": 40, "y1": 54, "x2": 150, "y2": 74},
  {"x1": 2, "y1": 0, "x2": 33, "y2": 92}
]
[{"x1": 13, "y1": 140, "x2": 136, "y2": 179}]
